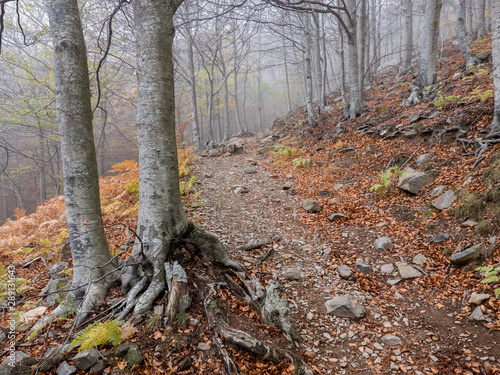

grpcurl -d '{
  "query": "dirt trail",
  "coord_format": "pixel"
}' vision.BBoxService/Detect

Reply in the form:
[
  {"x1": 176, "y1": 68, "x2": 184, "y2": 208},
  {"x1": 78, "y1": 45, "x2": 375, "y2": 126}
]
[{"x1": 190, "y1": 134, "x2": 500, "y2": 375}]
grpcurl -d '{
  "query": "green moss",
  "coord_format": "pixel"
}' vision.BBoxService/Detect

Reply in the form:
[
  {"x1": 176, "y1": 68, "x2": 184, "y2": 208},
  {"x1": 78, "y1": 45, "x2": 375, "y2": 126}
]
[
  {"x1": 486, "y1": 187, "x2": 500, "y2": 203},
  {"x1": 454, "y1": 194, "x2": 485, "y2": 220},
  {"x1": 475, "y1": 220, "x2": 494, "y2": 237}
]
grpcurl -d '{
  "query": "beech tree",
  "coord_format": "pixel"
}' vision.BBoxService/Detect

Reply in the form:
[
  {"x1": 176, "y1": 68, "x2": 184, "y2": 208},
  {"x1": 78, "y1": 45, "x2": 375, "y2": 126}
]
[{"x1": 491, "y1": 0, "x2": 500, "y2": 132}]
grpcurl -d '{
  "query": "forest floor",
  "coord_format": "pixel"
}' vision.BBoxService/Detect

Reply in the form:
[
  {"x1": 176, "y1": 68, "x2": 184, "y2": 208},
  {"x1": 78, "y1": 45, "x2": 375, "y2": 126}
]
[{"x1": 1, "y1": 40, "x2": 500, "y2": 374}]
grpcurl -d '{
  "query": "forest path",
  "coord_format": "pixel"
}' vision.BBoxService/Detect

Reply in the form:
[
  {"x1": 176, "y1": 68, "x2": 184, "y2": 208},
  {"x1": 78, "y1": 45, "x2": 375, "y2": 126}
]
[{"x1": 189, "y1": 133, "x2": 500, "y2": 375}]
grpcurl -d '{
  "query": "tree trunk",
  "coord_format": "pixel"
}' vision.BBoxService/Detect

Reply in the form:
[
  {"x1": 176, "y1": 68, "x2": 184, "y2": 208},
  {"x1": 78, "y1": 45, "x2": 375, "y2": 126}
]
[
  {"x1": 339, "y1": 18, "x2": 349, "y2": 120},
  {"x1": 357, "y1": 0, "x2": 367, "y2": 96},
  {"x1": 399, "y1": 0, "x2": 413, "y2": 75},
  {"x1": 346, "y1": 0, "x2": 363, "y2": 118},
  {"x1": 38, "y1": 133, "x2": 46, "y2": 202},
  {"x1": 454, "y1": 0, "x2": 477, "y2": 69},
  {"x1": 416, "y1": 0, "x2": 442, "y2": 87},
  {"x1": 312, "y1": 12, "x2": 324, "y2": 111},
  {"x1": 477, "y1": 0, "x2": 487, "y2": 39},
  {"x1": 491, "y1": 0, "x2": 500, "y2": 131},
  {"x1": 303, "y1": 13, "x2": 315, "y2": 125},
  {"x1": 187, "y1": 36, "x2": 201, "y2": 152},
  {"x1": 233, "y1": 40, "x2": 243, "y2": 133},
  {"x1": 283, "y1": 35, "x2": 292, "y2": 113},
  {"x1": 46, "y1": 0, "x2": 116, "y2": 323},
  {"x1": 466, "y1": 0, "x2": 473, "y2": 41}
]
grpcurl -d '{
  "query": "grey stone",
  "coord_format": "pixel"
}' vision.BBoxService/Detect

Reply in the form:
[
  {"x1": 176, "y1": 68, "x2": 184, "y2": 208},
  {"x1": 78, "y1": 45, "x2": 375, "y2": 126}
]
[
  {"x1": 337, "y1": 265, "x2": 356, "y2": 281},
  {"x1": 374, "y1": 237, "x2": 392, "y2": 252},
  {"x1": 433, "y1": 233, "x2": 450, "y2": 243},
  {"x1": 244, "y1": 167, "x2": 256, "y2": 174},
  {"x1": 432, "y1": 190, "x2": 456, "y2": 210},
  {"x1": 40, "y1": 278, "x2": 67, "y2": 307},
  {"x1": 325, "y1": 295, "x2": 366, "y2": 321},
  {"x1": 468, "y1": 292, "x2": 491, "y2": 305},
  {"x1": 328, "y1": 213, "x2": 347, "y2": 221},
  {"x1": 89, "y1": 360, "x2": 105, "y2": 374},
  {"x1": 318, "y1": 190, "x2": 332, "y2": 196},
  {"x1": 0, "y1": 352, "x2": 37, "y2": 375},
  {"x1": 56, "y1": 361, "x2": 77, "y2": 375},
  {"x1": 396, "y1": 262, "x2": 423, "y2": 279},
  {"x1": 72, "y1": 349, "x2": 99, "y2": 371},
  {"x1": 39, "y1": 345, "x2": 70, "y2": 372},
  {"x1": 198, "y1": 342, "x2": 211, "y2": 351},
  {"x1": 430, "y1": 186, "x2": 447, "y2": 197},
  {"x1": 450, "y1": 244, "x2": 482, "y2": 266},
  {"x1": 333, "y1": 183, "x2": 344, "y2": 190},
  {"x1": 489, "y1": 236, "x2": 497, "y2": 245},
  {"x1": 301, "y1": 199, "x2": 321, "y2": 213},
  {"x1": 381, "y1": 334, "x2": 403, "y2": 346},
  {"x1": 257, "y1": 146, "x2": 274, "y2": 155},
  {"x1": 388, "y1": 279, "x2": 402, "y2": 285},
  {"x1": 233, "y1": 186, "x2": 248, "y2": 194},
  {"x1": 282, "y1": 269, "x2": 301, "y2": 281},
  {"x1": 115, "y1": 343, "x2": 143, "y2": 367},
  {"x1": 48, "y1": 261, "x2": 69, "y2": 276},
  {"x1": 463, "y1": 219, "x2": 478, "y2": 227},
  {"x1": 282, "y1": 182, "x2": 293, "y2": 190},
  {"x1": 306, "y1": 312, "x2": 314, "y2": 320},
  {"x1": 354, "y1": 260, "x2": 373, "y2": 275},
  {"x1": 398, "y1": 168, "x2": 436, "y2": 194},
  {"x1": 416, "y1": 153, "x2": 432, "y2": 167},
  {"x1": 381, "y1": 264, "x2": 394, "y2": 274},
  {"x1": 412, "y1": 254, "x2": 427, "y2": 265},
  {"x1": 469, "y1": 306, "x2": 487, "y2": 322}
]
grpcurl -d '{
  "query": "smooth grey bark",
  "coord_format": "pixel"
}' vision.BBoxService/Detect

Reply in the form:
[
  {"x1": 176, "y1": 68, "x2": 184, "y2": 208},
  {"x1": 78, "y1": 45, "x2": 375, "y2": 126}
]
[
  {"x1": 454, "y1": 0, "x2": 477, "y2": 69},
  {"x1": 34, "y1": 0, "x2": 116, "y2": 329},
  {"x1": 312, "y1": 12, "x2": 325, "y2": 110},
  {"x1": 416, "y1": 0, "x2": 442, "y2": 87},
  {"x1": 233, "y1": 39, "x2": 243, "y2": 133},
  {"x1": 303, "y1": 13, "x2": 315, "y2": 125},
  {"x1": 38, "y1": 132, "x2": 47, "y2": 202},
  {"x1": 491, "y1": 0, "x2": 500, "y2": 131},
  {"x1": 399, "y1": 0, "x2": 413, "y2": 75},
  {"x1": 283, "y1": 35, "x2": 292, "y2": 113},
  {"x1": 357, "y1": 0, "x2": 367, "y2": 95},
  {"x1": 338, "y1": 17, "x2": 349, "y2": 119},
  {"x1": 477, "y1": 0, "x2": 487, "y2": 39},
  {"x1": 187, "y1": 36, "x2": 201, "y2": 151},
  {"x1": 345, "y1": 0, "x2": 363, "y2": 118},
  {"x1": 466, "y1": 0, "x2": 473, "y2": 40}
]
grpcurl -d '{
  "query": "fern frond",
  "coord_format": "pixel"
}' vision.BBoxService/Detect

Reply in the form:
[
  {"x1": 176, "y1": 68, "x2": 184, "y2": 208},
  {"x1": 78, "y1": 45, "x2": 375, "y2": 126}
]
[{"x1": 70, "y1": 319, "x2": 123, "y2": 352}]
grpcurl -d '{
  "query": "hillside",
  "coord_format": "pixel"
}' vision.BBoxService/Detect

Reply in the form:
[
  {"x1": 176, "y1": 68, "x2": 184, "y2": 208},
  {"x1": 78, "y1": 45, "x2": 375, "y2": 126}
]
[{"x1": 1, "y1": 40, "x2": 500, "y2": 374}]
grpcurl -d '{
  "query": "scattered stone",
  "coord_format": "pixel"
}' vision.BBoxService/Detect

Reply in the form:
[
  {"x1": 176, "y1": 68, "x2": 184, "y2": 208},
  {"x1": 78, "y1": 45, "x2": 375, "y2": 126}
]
[
  {"x1": 381, "y1": 334, "x2": 403, "y2": 346},
  {"x1": 432, "y1": 190, "x2": 455, "y2": 210},
  {"x1": 301, "y1": 199, "x2": 321, "y2": 213},
  {"x1": 433, "y1": 233, "x2": 450, "y2": 243},
  {"x1": 463, "y1": 219, "x2": 478, "y2": 227},
  {"x1": 489, "y1": 236, "x2": 497, "y2": 245},
  {"x1": 381, "y1": 264, "x2": 394, "y2": 274},
  {"x1": 306, "y1": 312, "x2": 314, "y2": 320},
  {"x1": 257, "y1": 146, "x2": 274, "y2": 155},
  {"x1": 244, "y1": 167, "x2": 256, "y2": 174},
  {"x1": 286, "y1": 174, "x2": 293, "y2": 179},
  {"x1": 330, "y1": 197, "x2": 342, "y2": 204},
  {"x1": 416, "y1": 153, "x2": 433, "y2": 167},
  {"x1": 354, "y1": 260, "x2": 373, "y2": 275},
  {"x1": 452, "y1": 72, "x2": 463, "y2": 80},
  {"x1": 0, "y1": 351, "x2": 37, "y2": 375},
  {"x1": 72, "y1": 349, "x2": 99, "y2": 371},
  {"x1": 302, "y1": 244, "x2": 314, "y2": 252},
  {"x1": 282, "y1": 182, "x2": 293, "y2": 190},
  {"x1": 364, "y1": 200, "x2": 374, "y2": 207},
  {"x1": 115, "y1": 343, "x2": 143, "y2": 367},
  {"x1": 388, "y1": 279, "x2": 402, "y2": 285},
  {"x1": 208, "y1": 149, "x2": 221, "y2": 157},
  {"x1": 430, "y1": 185, "x2": 447, "y2": 197},
  {"x1": 233, "y1": 186, "x2": 248, "y2": 194},
  {"x1": 48, "y1": 261, "x2": 69, "y2": 276},
  {"x1": 39, "y1": 345, "x2": 70, "y2": 372},
  {"x1": 374, "y1": 237, "x2": 392, "y2": 252},
  {"x1": 396, "y1": 262, "x2": 423, "y2": 279},
  {"x1": 333, "y1": 183, "x2": 344, "y2": 190},
  {"x1": 397, "y1": 168, "x2": 436, "y2": 194},
  {"x1": 325, "y1": 295, "x2": 366, "y2": 321},
  {"x1": 89, "y1": 360, "x2": 105, "y2": 374},
  {"x1": 412, "y1": 254, "x2": 427, "y2": 265},
  {"x1": 197, "y1": 342, "x2": 211, "y2": 351},
  {"x1": 429, "y1": 355, "x2": 439, "y2": 362},
  {"x1": 56, "y1": 361, "x2": 77, "y2": 375},
  {"x1": 328, "y1": 213, "x2": 347, "y2": 221},
  {"x1": 337, "y1": 265, "x2": 356, "y2": 281},
  {"x1": 409, "y1": 112, "x2": 424, "y2": 124},
  {"x1": 469, "y1": 306, "x2": 487, "y2": 322},
  {"x1": 469, "y1": 292, "x2": 491, "y2": 305},
  {"x1": 282, "y1": 269, "x2": 301, "y2": 281},
  {"x1": 318, "y1": 190, "x2": 332, "y2": 196},
  {"x1": 450, "y1": 244, "x2": 482, "y2": 266}
]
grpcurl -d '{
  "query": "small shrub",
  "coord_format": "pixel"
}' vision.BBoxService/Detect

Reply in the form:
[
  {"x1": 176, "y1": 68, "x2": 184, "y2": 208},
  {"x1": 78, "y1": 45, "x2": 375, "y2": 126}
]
[
  {"x1": 476, "y1": 265, "x2": 500, "y2": 298},
  {"x1": 369, "y1": 166, "x2": 402, "y2": 195},
  {"x1": 292, "y1": 157, "x2": 312, "y2": 168},
  {"x1": 125, "y1": 179, "x2": 139, "y2": 198}
]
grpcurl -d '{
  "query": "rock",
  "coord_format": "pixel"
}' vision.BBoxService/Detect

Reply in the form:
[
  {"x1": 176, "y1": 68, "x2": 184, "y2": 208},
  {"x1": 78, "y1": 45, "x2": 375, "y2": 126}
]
[
  {"x1": 282, "y1": 182, "x2": 293, "y2": 190},
  {"x1": 233, "y1": 186, "x2": 248, "y2": 194},
  {"x1": 416, "y1": 153, "x2": 433, "y2": 167},
  {"x1": 48, "y1": 261, "x2": 69, "y2": 276},
  {"x1": 20, "y1": 306, "x2": 46, "y2": 324},
  {"x1": 374, "y1": 237, "x2": 392, "y2": 252},
  {"x1": 432, "y1": 190, "x2": 455, "y2": 210},
  {"x1": 72, "y1": 349, "x2": 99, "y2": 371},
  {"x1": 469, "y1": 306, "x2": 487, "y2": 322},
  {"x1": 115, "y1": 342, "x2": 143, "y2": 367},
  {"x1": 381, "y1": 334, "x2": 403, "y2": 346},
  {"x1": 450, "y1": 244, "x2": 482, "y2": 266},
  {"x1": 257, "y1": 146, "x2": 274, "y2": 155},
  {"x1": 40, "y1": 278, "x2": 66, "y2": 307},
  {"x1": 337, "y1": 265, "x2": 356, "y2": 281},
  {"x1": 328, "y1": 213, "x2": 347, "y2": 221},
  {"x1": 325, "y1": 295, "x2": 366, "y2": 321},
  {"x1": 301, "y1": 199, "x2": 321, "y2": 213},
  {"x1": 282, "y1": 269, "x2": 301, "y2": 281},
  {"x1": 208, "y1": 149, "x2": 221, "y2": 157},
  {"x1": 388, "y1": 279, "x2": 402, "y2": 285},
  {"x1": 462, "y1": 219, "x2": 478, "y2": 227},
  {"x1": 412, "y1": 254, "x2": 427, "y2": 265},
  {"x1": 489, "y1": 236, "x2": 497, "y2": 245},
  {"x1": 333, "y1": 183, "x2": 344, "y2": 190},
  {"x1": 39, "y1": 345, "x2": 70, "y2": 372},
  {"x1": 397, "y1": 168, "x2": 436, "y2": 194},
  {"x1": 0, "y1": 351, "x2": 37, "y2": 375},
  {"x1": 244, "y1": 167, "x2": 256, "y2": 174},
  {"x1": 408, "y1": 112, "x2": 425, "y2": 124},
  {"x1": 396, "y1": 262, "x2": 423, "y2": 279},
  {"x1": 286, "y1": 187, "x2": 295, "y2": 195},
  {"x1": 56, "y1": 361, "x2": 77, "y2": 375},
  {"x1": 404, "y1": 129, "x2": 418, "y2": 137},
  {"x1": 89, "y1": 360, "x2": 105, "y2": 374},
  {"x1": 433, "y1": 233, "x2": 450, "y2": 243},
  {"x1": 198, "y1": 342, "x2": 211, "y2": 351},
  {"x1": 469, "y1": 292, "x2": 491, "y2": 305},
  {"x1": 381, "y1": 264, "x2": 394, "y2": 274},
  {"x1": 318, "y1": 190, "x2": 332, "y2": 196},
  {"x1": 430, "y1": 185, "x2": 447, "y2": 197},
  {"x1": 306, "y1": 312, "x2": 314, "y2": 320},
  {"x1": 354, "y1": 260, "x2": 373, "y2": 275},
  {"x1": 453, "y1": 72, "x2": 463, "y2": 80}
]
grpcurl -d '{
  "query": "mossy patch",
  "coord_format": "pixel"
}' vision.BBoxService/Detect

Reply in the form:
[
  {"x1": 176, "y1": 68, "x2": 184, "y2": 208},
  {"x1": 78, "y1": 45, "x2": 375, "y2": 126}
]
[
  {"x1": 454, "y1": 193, "x2": 485, "y2": 221},
  {"x1": 475, "y1": 220, "x2": 494, "y2": 237}
]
